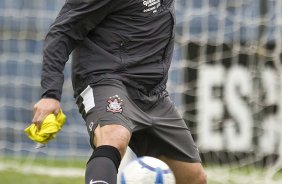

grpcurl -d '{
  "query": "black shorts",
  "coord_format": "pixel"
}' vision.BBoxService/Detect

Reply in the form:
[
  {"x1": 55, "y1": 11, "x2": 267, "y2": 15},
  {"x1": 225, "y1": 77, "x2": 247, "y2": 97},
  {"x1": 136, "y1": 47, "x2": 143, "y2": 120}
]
[{"x1": 76, "y1": 79, "x2": 201, "y2": 163}]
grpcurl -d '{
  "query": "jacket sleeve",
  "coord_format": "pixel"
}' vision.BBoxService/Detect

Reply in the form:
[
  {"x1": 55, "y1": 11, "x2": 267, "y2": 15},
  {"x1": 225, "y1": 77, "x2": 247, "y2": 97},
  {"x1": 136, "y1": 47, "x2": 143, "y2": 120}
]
[{"x1": 41, "y1": 0, "x2": 117, "y2": 101}]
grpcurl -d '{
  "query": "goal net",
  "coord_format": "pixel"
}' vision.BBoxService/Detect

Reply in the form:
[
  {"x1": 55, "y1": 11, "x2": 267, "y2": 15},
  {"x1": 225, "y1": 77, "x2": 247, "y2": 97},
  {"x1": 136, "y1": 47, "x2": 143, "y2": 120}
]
[
  {"x1": 1, "y1": 0, "x2": 282, "y2": 183},
  {"x1": 0, "y1": 0, "x2": 91, "y2": 161},
  {"x1": 172, "y1": 0, "x2": 282, "y2": 183}
]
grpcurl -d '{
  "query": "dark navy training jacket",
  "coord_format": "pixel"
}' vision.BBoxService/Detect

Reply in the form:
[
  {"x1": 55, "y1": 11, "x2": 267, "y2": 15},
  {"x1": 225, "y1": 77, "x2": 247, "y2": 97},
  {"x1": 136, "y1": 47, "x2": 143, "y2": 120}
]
[{"x1": 41, "y1": 0, "x2": 175, "y2": 101}]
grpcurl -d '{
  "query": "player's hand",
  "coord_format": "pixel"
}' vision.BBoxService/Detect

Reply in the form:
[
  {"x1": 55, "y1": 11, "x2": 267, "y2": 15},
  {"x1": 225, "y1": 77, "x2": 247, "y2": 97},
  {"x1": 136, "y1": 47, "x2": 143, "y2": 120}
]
[{"x1": 32, "y1": 98, "x2": 60, "y2": 130}]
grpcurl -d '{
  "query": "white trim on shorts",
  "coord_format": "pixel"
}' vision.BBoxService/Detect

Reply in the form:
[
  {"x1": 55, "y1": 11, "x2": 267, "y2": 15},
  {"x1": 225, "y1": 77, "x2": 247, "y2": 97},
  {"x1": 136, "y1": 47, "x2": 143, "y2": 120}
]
[{"x1": 80, "y1": 85, "x2": 95, "y2": 113}]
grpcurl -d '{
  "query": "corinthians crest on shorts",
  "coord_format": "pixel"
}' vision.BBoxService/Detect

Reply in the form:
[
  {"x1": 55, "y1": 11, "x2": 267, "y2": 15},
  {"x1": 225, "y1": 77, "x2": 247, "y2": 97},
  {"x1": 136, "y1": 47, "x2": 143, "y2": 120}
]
[{"x1": 106, "y1": 95, "x2": 123, "y2": 113}]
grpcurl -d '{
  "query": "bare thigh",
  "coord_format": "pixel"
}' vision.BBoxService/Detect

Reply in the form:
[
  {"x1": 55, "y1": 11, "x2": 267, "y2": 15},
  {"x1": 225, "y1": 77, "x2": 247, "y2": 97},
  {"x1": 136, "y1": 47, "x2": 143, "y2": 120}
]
[
  {"x1": 94, "y1": 124, "x2": 131, "y2": 157},
  {"x1": 158, "y1": 155, "x2": 207, "y2": 184}
]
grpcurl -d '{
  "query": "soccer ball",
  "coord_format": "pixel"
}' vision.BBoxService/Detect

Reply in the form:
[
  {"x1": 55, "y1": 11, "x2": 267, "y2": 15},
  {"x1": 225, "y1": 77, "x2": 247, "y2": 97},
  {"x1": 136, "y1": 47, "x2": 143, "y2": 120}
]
[{"x1": 119, "y1": 156, "x2": 176, "y2": 184}]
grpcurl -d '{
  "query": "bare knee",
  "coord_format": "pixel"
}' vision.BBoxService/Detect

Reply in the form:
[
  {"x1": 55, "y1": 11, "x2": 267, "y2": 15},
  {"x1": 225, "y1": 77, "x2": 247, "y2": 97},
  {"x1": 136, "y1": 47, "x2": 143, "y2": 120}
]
[
  {"x1": 194, "y1": 169, "x2": 207, "y2": 184},
  {"x1": 158, "y1": 156, "x2": 207, "y2": 184},
  {"x1": 177, "y1": 166, "x2": 207, "y2": 184},
  {"x1": 93, "y1": 124, "x2": 131, "y2": 157}
]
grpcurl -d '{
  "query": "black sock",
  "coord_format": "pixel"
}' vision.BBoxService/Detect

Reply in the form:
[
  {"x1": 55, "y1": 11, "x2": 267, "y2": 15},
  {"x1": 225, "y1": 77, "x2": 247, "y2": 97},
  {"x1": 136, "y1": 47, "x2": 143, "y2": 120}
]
[
  {"x1": 85, "y1": 145, "x2": 121, "y2": 184},
  {"x1": 85, "y1": 157, "x2": 117, "y2": 184}
]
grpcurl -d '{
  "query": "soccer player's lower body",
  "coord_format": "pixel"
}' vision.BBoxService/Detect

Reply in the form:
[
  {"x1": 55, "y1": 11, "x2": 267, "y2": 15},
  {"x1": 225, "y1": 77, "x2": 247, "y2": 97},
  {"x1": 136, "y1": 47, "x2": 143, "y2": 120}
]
[{"x1": 76, "y1": 79, "x2": 207, "y2": 184}]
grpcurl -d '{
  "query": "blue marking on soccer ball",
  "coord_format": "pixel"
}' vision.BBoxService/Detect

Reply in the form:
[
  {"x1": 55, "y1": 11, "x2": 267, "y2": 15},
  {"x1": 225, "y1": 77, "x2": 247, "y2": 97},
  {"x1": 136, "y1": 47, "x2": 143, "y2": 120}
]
[
  {"x1": 119, "y1": 156, "x2": 175, "y2": 184},
  {"x1": 120, "y1": 172, "x2": 126, "y2": 184},
  {"x1": 137, "y1": 158, "x2": 172, "y2": 174},
  {"x1": 155, "y1": 167, "x2": 164, "y2": 184}
]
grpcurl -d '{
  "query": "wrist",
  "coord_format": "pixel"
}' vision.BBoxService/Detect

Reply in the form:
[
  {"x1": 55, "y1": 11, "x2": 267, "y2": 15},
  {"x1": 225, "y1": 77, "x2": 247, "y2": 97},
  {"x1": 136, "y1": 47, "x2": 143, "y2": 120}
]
[{"x1": 41, "y1": 93, "x2": 61, "y2": 101}]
